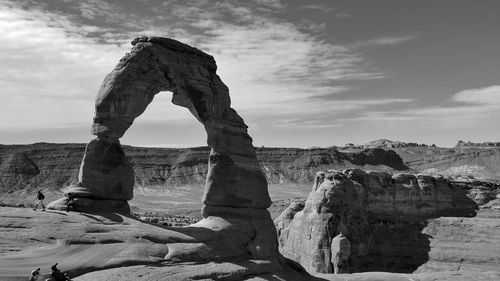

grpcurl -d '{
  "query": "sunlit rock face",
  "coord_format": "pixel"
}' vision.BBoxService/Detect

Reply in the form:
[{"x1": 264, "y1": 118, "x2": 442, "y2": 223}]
[
  {"x1": 276, "y1": 169, "x2": 478, "y2": 274},
  {"x1": 48, "y1": 36, "x2": 270, "y2": 213}
]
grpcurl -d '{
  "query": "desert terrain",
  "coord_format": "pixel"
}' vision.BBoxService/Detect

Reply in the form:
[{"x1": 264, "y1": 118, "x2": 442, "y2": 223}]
[{"x1": 1, "y1": 139, "x2": 499, "y2": 280}]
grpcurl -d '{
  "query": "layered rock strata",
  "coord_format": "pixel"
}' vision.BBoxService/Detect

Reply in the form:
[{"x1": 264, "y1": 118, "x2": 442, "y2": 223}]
[
  {"x1": 450, "y1": 177, "x2": 500, "y2": 208},
  {"x1": 276, "y1": 169, "x2": 478, "y2": 274},
  {"x1": 0, "y1": 144, "x2": 410, "y2": 194}
]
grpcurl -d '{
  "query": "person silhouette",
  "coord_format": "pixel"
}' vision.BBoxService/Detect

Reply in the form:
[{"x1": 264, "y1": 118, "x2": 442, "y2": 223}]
[
  {"x1": 29, "y1": 267, "x2": 40, "y2": 281},
  {"x1": 50, "y1": 263, "x2": 70, "y2": 281},
  {"x1": 66, "y1": 194, "x2": 76, "y2": 212},
  {"x1": 33, "y1": 190, "x2": 46, "y2": 211}
]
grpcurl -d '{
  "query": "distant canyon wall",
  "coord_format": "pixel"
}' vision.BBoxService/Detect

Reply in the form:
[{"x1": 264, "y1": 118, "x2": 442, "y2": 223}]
[
  {"x1": 361, "y1": 139, "x2": 500, "y2": 181},
  {"x1": 0, "y1": 143, "x2": 408, "y2": 193}
]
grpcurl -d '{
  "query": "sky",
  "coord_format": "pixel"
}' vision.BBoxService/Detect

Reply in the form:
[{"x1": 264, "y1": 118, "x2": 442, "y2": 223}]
[{"x1": 0, "y1": 0, "x2": 499, "y2": 148}]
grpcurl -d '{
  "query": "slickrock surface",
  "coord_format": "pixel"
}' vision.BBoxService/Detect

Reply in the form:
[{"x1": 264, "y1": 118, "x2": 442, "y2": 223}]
[
  {"x1": 1, "y1": 207, "x2": 498, "y2": 281},
  {"x1": 0, "y1": 207, "x2": 307, "y2": 281},
  {"x1": 276, "y1": 169, "x2": 479, "y2": 274},
  {"x1": 314, "y1": 270, "x2": 500, "y2": 281}
]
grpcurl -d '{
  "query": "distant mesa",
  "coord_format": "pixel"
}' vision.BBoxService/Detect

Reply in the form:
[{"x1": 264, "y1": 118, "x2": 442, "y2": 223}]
[{"x1": 360, "y1": 139, "x2": 433, "y2": 149}]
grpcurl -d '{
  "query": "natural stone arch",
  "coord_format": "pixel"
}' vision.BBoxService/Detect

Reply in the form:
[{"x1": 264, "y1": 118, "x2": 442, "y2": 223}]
[
  {"x1": 49, "y1": 36, "x2": 271, "y2": 214},
  {"x1": 41, "y1": 37, "x2": 299, "y2": 278}
]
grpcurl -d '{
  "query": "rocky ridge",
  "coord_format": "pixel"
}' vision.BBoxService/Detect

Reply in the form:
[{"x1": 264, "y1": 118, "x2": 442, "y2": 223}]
[
  {"x1": 456, "y1": 140, "x2": 500, "y2": 147},
  {"x1": 362, "y1": 139, "x2": 433, "y2": 149}
]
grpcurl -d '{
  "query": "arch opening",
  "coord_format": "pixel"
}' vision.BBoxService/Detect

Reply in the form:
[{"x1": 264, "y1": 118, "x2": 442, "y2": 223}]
[{"x1": 121, "y1": 91, "x2": 206, "y2": 148}]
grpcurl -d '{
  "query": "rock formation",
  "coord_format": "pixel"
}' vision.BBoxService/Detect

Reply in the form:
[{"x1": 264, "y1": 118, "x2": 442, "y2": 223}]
[
  {"x1": 456, "y1": 140, "x2": 500, "y2": 147},
  {"x1": 450, "y1": 177, "x2": 500, "y2": 209},
  {"x1": 331, "y1": 232, "x2": 351, "y2": 274},
  {"x1": 47, "y1": 36, "x2": 270, "y2": 214},
  {"x1": 44, "y1": 37, "x2": 280, "y2": 267},
  {"x1": 276, "y1": 169, "x2": 478, "y2": 274}
]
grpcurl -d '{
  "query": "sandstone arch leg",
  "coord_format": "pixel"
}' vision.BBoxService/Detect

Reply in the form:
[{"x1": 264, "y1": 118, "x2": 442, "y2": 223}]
[{"x1": 47, "y1": 36, "x2": 277, "y2": 260}]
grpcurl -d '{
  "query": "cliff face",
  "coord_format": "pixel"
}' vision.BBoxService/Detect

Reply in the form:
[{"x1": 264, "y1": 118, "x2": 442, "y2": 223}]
[
  {"x1": 0, "y1": 143, "x2": 83, "y2": 193},
  {"x1": 359, "y1": 139, "x2": 500, "y2": 182},
  {"x1": 0, "y1": 144, "x2": 409, "y2": 193},
  {"x1": 400, "y1": 147, "x2": 500, "y2": 180},
  {"x1": 275, "y1": 169, "x2": 478, "y2": 274},
  {"x1": 123, "y1": 146, "x2": 210, "y2": 187},
  {"x1": 258, "y1": 147, "x2": 408, "y2": 184}
]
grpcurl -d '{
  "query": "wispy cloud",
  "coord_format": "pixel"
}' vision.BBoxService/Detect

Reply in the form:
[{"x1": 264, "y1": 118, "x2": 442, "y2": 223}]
[
  {"x1": 347, "y1": 85, "x2": 500, "y2": 130},
  {"x1": 301, "y1": 4, "x2": 336, "y2": 12},
  {"x1": 300, "y1": 3, "x2": 349, "y2": 18},
  {"x1": 258, "y1": 98, "x2": 414, "y2": 130},
  {"x1": 0, "y1": 1, "x2": 129, "y2": 129},
  {"x1": 453, "y1": 85, "x2": 500, "y2": 105},
  {"x1": 78, "y1": 0, "x2": 123, "y2": 21},
  {"x1": 164, "y1": 1, "x2": 384, "y2": 117},
  {"x1": 251, "y1": 0, "x2": 284, "y2": 10},
  {"x1": 351, "y1": 35, "x2": 416, "y2": 48},
  {"x1": 273, "y1": 118, "x2": 343, "y2": 129}
]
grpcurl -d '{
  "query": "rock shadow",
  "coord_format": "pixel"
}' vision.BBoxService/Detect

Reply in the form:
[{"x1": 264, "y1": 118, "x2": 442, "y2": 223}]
[
  {"x1": 43, "y1": 210, "x2": 68, "y2": 216},
  {"x1": 349, "y1": 216, "x2": 432, "y2": 273},
  {"x1": 79, "y1": 211, "x2": 124, "y2": 223}
]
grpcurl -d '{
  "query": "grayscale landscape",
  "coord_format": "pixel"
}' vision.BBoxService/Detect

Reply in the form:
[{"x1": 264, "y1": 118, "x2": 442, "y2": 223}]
[{"x1": 0, "y1": 1, "x2": 499, "y2": 281}]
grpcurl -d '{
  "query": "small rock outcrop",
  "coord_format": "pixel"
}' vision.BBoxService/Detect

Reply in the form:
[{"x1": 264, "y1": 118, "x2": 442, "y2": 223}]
[{"x1": 276, "y1": 169, "x2": 478, "y2": 274}]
